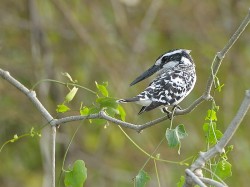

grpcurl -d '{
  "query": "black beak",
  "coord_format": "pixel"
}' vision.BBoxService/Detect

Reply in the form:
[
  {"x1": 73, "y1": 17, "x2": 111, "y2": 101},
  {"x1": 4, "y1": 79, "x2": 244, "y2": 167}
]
[{"x1": 130, "y1": 64, "x2": 160, "y2": 86}]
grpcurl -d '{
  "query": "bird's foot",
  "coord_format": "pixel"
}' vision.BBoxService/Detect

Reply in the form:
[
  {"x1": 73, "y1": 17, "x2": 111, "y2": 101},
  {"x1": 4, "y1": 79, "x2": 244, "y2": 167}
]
[
  {"x1": 173, "y1": 105, "x2": 182, "y2": 111},
  {"x1": 161, "y1": 107, "x2": 172, "y2": 119}
]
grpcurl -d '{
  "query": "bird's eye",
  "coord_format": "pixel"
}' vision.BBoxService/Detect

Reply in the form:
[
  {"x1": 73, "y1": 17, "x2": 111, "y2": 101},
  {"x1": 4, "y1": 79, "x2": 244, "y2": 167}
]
[{"x1": 161, "y1": 56, "x2": 169, "y2": 62}]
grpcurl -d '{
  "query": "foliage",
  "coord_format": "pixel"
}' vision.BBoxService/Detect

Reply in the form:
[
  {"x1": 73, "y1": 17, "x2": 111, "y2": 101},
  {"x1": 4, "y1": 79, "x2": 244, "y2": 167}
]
[
  {"x1": 202, "y1": 99, "x2": 233, "y2": 181},
  {"x1": 212, "y1": 159, "x2": 232, "y2": 180},
  {"x1": 64, "y1": 160, "x2": 87, "y2": 187},
  {"x1": 176, "y1": 176, "x2": 185, "y2": 187},
  {"x1": 165, "y1": 124, "x2": 188, "y2": 154},
  {"x1": 134, "y1": 170, "x2": 150, "y2": 187},
  {"x1": 56, "y1": 74, "x2": 126, "y2": 124}
]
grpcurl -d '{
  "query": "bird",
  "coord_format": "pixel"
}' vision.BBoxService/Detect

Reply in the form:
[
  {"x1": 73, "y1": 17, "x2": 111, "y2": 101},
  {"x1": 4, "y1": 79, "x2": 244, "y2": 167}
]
[{"x1": 117, "y1": 49, "x2": 196, "y2": 115}]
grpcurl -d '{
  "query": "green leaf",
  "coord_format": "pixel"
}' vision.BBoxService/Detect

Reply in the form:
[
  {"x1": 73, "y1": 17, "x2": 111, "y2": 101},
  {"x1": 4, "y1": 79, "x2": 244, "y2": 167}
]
[
  {"x1": 209, "y1": 129, "x2": 222, "y2": 144},
  {"x1": 165, "y1": 124, "x2": 188, "y2": 154},
  {"x1": 177, "y1": 176, "x2": 185, "y2": 187},
  {"x1": 95, "y1": 81, "x2": 109, "y2": 97},
  {"x1": 212, "y1": 160, "x2": 232, "y2": 180},
  {"x1": 203, "y1": 122, "x2": 214, "y2": 132},
  {"x1": 80, "y1": 106, "x2": 90, "y2": 116},
  {"x1": 105, "y1": 107, "x2": 117, "y2": 117},
  {"x1": 117, "y1": 105, "x2": 126, "y2": 121},
  {"x1": 205, "y1": 109, "x2": 217, "y2": 121},
  {"x1": 135, "y1": 170, "x2": 150, "y2": 187},
  {"x1": 65, "y1": 87, "x2": 78, "y2": 102},
  {"x1": 88, "y1": 107, "x2": 101, "y2": 114},
  {"x1": 56, "y1": 104, "x2": 70, "y2": 113},
  {"x1": 203, "y1": 123, "x2": 223, "y2": 145},
  {"x1": 96, "y1": 97, "x2": 117, "y2": 108},
  {"x1": 64, "y1": 160, "x2": 87, "y2": 187}
]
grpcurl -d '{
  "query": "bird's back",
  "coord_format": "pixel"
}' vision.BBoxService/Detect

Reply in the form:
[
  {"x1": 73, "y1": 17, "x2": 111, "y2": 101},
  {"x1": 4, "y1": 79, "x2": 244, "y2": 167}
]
[{"x1": 136, "y1": 67, "x2": 196, "y2": 113}]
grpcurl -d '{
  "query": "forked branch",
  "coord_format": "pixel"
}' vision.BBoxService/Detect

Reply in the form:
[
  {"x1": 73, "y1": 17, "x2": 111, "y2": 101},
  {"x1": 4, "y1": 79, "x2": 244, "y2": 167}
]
[{"x1": 184, "y1": 90, "x2": 250, "y2": 187}]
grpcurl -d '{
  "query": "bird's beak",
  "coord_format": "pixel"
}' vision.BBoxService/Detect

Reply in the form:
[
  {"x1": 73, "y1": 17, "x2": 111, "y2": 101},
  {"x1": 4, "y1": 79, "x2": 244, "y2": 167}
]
[{"x1": 130, "y1": 64, "x2": 160, "y2": 86}]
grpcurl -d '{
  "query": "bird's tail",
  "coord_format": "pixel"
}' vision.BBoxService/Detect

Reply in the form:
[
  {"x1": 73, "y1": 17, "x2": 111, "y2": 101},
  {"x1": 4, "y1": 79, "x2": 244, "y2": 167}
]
[{"x1": 116, "y1": 97, "x2": 139, "y2": 103}]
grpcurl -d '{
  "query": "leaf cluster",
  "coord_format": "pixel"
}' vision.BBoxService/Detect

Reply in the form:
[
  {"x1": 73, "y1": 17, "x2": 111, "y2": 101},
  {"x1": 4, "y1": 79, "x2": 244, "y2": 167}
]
[
  {"x1": 56, "y1": 73, "x2": 126, "y2": 124},
  {"x1": 202, "y1": 102, "x2": 233, "y2": 181}
]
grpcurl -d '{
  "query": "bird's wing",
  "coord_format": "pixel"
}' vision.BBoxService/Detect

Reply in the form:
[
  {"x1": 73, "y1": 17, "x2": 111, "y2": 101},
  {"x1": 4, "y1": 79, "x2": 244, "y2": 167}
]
[{"x1": 138, "y1": 71, "x2": 187, "y2": 114}]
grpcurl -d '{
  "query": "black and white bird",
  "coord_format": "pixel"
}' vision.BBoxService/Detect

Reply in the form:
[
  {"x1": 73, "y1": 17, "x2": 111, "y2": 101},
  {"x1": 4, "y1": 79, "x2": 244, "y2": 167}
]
[{"x1": 117, "y1": 49, "x2": 196, "y2": 115}]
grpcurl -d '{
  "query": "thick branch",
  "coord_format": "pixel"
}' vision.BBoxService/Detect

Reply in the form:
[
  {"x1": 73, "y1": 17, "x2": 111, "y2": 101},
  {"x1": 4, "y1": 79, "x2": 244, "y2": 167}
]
[
  {"x1": 184, "y1": 90, "x2": 250, "y2": 187},
  {"x1": 190, "y1": 90, "x2": 250, "y2": 171},
  {"x1": 185, "y1": 169, "x2": 207, "y2": 187},
  {"x1": 200, "y1": 177, "x2": 227, "y2": 187}
]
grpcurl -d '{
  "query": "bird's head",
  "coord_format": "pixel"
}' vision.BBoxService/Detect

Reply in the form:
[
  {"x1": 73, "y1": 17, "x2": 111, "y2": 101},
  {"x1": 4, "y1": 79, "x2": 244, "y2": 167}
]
[{"x1": 130, "y1": 49, "x2": 194, "y2": 86}]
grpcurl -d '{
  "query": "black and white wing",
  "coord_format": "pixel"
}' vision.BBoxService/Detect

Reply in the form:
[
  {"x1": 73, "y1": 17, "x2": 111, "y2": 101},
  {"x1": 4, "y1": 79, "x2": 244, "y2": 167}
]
[{"x1": 136, "y1": 70, "x2": 188, "y2": 114}]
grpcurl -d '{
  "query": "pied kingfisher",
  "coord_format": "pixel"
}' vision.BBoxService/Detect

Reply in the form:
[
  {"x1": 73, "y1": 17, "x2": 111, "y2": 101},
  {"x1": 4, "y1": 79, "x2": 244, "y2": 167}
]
[{"x1": 117, "y1": 49, "x2": 196, "y2": 115}]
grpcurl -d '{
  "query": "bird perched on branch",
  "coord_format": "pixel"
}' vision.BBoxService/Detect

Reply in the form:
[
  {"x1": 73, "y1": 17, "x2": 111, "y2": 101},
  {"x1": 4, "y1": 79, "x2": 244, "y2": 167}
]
[{"x1": 117, "y1": 49, "x2": 196, "y2": 115}]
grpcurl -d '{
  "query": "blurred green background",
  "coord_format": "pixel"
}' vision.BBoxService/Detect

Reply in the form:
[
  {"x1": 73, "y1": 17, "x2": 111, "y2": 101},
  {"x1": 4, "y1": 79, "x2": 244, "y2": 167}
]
[{"x1": 0, "y1": 0, "x2": 250, "y2": 186}]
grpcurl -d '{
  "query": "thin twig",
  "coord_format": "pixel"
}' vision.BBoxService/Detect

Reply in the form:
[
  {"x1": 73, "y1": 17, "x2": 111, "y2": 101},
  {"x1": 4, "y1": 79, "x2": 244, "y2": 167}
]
[{"x1": 205, "y1": 8, "x2": 250, "y2": 96}]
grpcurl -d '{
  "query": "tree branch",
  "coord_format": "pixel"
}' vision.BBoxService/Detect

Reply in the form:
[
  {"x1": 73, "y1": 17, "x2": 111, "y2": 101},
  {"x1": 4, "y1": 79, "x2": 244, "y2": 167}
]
[
  {"x1": 190, "y1": 90, "x2": 250, "y2": 170},
  {"x1": 200, "y1": 177, "x2": 227, "y2": 187},
  {"x1": 185, "y1": 169, "x2": 207, "y2": 187},
  {"x1": 0, "y1": 69, "x2": 55, "y2": 125},
  {"x1": 184, "y1": 89, "x2": 250, "y2": 187},
  {"x1": 205, "y1": 8, "x2": 250, "y2": 96}
]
